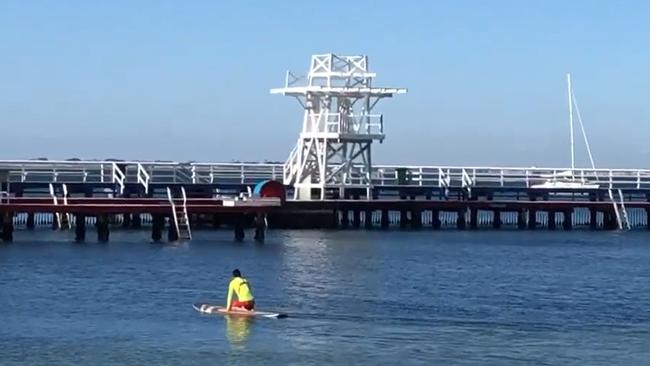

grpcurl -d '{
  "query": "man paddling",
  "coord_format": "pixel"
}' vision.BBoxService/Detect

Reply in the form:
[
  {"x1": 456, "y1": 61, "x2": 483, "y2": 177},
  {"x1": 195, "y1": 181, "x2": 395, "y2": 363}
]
[{"x1": 226, "y1": 269, "x2": 255, "y2": 311}]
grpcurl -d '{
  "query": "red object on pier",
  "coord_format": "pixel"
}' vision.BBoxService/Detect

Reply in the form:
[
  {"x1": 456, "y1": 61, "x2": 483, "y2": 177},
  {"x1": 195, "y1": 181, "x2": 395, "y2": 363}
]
[{"x1": 253, "y1": 180, "x2": 286, "y2": 203}]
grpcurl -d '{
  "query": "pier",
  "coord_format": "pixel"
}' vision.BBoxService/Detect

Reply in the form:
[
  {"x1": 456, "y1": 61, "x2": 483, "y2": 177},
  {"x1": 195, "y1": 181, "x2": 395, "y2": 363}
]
[
  {"x1": 2, "y1": 53, "x2": 649, "y2": 242},
  {"x1": 1, "y1": 160, "x2": 650, "y2": 243}
]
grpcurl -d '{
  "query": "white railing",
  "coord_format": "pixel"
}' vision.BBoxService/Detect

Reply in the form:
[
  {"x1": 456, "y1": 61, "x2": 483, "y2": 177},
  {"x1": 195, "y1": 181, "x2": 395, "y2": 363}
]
[
  {"x1": 303, "y1": 112, "x2": 384, "y2": 136},
  {"x1": 3, "y1": 160, "x2": 650, "y2": 191},
  {"x1": 137, "y1": 163, "x2": 150, "y2": 194},
  {"x1": 461, "y1": 169, "x2": 473, "y2": 195},
  {"x1": 111, "y1": 163, "x2": 125, "y2": 194}
]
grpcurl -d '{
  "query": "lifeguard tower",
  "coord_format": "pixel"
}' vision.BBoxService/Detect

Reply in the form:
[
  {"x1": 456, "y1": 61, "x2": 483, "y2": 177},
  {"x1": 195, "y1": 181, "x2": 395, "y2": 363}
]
[{"x1": 271, "y1": 54, "x2": 406, "y2": 200}]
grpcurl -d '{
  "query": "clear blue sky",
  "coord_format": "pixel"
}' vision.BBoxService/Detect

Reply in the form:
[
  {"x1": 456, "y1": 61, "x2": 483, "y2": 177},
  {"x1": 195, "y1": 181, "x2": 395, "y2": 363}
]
[{"x1": 1, "y1": 0, "x2": 649, "y2": 167}]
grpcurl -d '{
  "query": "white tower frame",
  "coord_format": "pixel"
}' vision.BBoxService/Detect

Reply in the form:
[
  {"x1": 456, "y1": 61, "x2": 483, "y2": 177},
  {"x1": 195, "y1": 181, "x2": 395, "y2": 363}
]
[{"x1": 271, "y1": 54, "x2": 406, "y2": 200}]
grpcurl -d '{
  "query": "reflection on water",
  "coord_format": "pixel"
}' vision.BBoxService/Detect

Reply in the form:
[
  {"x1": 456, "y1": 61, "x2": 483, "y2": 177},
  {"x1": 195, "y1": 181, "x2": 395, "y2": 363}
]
[{"x1": 225, "y1": 315, "x2": 253, "y2": 348}]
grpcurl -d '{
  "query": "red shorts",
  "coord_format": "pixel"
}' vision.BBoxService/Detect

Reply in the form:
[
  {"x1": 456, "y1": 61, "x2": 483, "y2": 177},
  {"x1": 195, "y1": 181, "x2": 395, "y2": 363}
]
[{"x1": 232, "y1": 300, "x2": 255, "y2": 310}]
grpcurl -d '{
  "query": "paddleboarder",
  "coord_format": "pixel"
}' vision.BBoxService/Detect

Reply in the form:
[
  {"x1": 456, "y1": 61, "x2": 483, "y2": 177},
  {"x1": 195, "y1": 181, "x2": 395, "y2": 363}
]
[{"x1": 226, "y1": 269, "x2": 255, "y2": 311}]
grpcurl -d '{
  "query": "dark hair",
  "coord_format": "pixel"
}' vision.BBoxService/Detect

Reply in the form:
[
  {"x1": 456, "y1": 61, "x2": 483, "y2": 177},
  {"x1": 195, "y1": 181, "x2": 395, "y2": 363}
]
[{"x1": 232, "y1": 269, "x2": 241, "y2": 277}]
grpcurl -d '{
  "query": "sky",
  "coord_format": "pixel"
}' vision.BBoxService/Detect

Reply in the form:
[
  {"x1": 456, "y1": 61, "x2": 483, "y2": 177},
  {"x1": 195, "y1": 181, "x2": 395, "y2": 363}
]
[{"x1": 1, "y1": 0, "x2": 649, "y2": 167}]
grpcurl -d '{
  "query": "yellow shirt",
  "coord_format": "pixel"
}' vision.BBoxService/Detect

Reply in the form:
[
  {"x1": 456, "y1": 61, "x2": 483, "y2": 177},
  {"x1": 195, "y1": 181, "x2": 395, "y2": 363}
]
[{"x1": 226, "y1": 277, "x2": 254, "y2": 309}]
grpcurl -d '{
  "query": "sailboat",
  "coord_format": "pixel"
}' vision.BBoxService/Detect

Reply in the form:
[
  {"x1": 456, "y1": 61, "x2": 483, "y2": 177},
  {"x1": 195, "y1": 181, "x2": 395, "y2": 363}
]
[{"x1": 531, "y1": 73, "x2": 599, "y2": 189}]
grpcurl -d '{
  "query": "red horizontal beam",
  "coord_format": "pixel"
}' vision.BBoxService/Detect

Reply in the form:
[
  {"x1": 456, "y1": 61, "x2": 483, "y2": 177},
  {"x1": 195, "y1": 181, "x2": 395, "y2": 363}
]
[
  {"x1": 0, "y1": 197, "x2": 281, "y2": 214},
  {"x1": 0, "y1": 204, "x2": 278, "y2": 214},
  {"x1": 6, "y1": 198, "x2": 225, "y2": 205}
]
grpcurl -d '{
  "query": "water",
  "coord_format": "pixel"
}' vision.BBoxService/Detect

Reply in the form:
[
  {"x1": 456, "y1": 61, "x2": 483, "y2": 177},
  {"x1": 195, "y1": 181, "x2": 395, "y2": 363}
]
[{"x1": 1, "y1": 229, "x2": 649, "y2": 365}]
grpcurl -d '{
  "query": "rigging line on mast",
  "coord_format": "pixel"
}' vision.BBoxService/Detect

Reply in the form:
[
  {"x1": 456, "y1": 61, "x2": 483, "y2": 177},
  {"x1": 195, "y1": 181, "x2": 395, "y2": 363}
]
[{"x1": 571, "y1": 89, "x2": 596, "y2": 170}]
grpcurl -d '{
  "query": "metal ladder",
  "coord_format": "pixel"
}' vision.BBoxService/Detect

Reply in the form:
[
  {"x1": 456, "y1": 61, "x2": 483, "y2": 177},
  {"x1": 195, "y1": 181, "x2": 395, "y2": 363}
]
[
  {"x1": 608, "y1": 189, "x2": 630, "y2": 230},
  {"x1": 617, "y1": 189, "x2": 631, "y2": 230},
  {"x1": 167, "y1": 187, "x2": 192, "y2": 240},
  {"x1": 49, "y1": 183, "x2": 71, "y2": 230}
]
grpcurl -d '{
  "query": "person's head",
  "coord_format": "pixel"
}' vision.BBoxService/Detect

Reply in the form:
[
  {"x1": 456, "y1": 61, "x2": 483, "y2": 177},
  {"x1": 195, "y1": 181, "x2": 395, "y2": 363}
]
[{"x1": 232, "y1": 269, "x2": 241, "y2": 278}]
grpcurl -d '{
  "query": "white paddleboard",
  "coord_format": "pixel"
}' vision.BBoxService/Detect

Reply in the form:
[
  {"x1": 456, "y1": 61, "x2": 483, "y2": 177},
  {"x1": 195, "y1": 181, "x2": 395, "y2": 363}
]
[{"x1": 193, "y1": 303, "x2": 287, "y2": 318}]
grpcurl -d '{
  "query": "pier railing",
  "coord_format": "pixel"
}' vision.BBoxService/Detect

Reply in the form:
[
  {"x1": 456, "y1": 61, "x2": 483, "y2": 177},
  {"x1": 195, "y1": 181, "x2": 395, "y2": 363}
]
[{"x1": 3, "y1": 160, "x2": 650, "y2": 192}]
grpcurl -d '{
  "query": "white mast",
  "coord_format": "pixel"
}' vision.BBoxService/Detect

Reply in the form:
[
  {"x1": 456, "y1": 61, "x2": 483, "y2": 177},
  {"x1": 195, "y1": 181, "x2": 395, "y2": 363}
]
[{"x1": 567, "y1": 73, "x2": 575, "y2": 172}]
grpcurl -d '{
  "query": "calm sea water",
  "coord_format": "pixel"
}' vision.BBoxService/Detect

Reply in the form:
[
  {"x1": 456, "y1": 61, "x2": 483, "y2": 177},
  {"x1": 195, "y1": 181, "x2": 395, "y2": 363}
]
[{"x1": 1, "y1": 229, "x2": 649, "y2": 365}]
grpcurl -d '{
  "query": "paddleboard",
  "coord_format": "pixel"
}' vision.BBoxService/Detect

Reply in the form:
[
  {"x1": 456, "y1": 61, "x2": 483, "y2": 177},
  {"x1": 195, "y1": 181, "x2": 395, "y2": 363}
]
[{"x1": 193, "y1": 303, "x2": 287, "y2": 318}]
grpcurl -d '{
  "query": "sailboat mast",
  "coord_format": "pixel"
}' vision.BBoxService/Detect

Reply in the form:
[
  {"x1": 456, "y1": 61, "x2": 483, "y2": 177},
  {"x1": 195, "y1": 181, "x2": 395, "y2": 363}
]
[{"x1": 567, "y1": 73, "x2": 575, "y2": 171}]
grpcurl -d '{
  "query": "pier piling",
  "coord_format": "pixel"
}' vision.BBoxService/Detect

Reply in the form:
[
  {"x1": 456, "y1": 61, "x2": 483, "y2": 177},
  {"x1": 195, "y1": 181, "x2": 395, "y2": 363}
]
[
  {"x1": 517, "y1": 210, "x2": 527, "y2": 230},
  {"x1": 528, "y1": 209, "x2": 537, "y2": 230},
  {"x1": 212, "y1": 214, "x2": 221, "y2": 229},
  {"x1": 151, "y1": 214, "x2": 164, "y2": 242},
  {"x1": 26, "y1": 213, "x2": 35, "y2": 230},
  {"x1": 97, "y1": 215, "x2": 109, "y2": 242},
  {"x1": 380, "y1": 210, "x2": 389, "y2": 229},
  {"x1": 341, "y1": 210, "x2": 349, "y2": 228},
  {"x1": 493, "y1": 210, "x2": 502, "y2": 229},
  {"x1": 234, "y1": 216, "x2": 245, "y2": 241},
  {"x1": 590, "y1": 209, "x2": 598, "y2": 230},
  {"x1": 400, "y1": 210, "x2": 408, "y2": 229},
  {"x1": 132, "y1": 213, "x2": 142, "y2": 229},
  {"x1": 364, "y1": 210, "x2": 373, "y2": 229},
  {"x1": 75, "y1": 214, "x2": 86, "y2": 242},
  {"x1": 122, "y1": 213, "x2": 132, "y2": 228},
  {"x1": 2, "y1": 213, "x2": 14, "y2": 242},
  {"x1": 470, "y1": 208, "x2": 478, "y2": 229},
  {"x1": 167, "y1": 216, "x2": 179, "y2": 242},
  {"x1": 457, "y1": 209, "x2": 467, "y2": 230},
  {"x1": 353, "y1": 210, "x2": 361, "y2": 229},
  {"x1": 563, "y1": 211, "x2": 572, "y2": 230},
  {"x1": 254, "y1": 212, "x2": 265, "y2": 241},
  {"x1": 432, "y1": 210, "x2": 441, "y2": 229},
  {"x1": 548, "y1": 211, "x2": 556, "y2": 230},
  {"x1": 411, "y1": 209, "x2": 422, "y2": 229}
]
